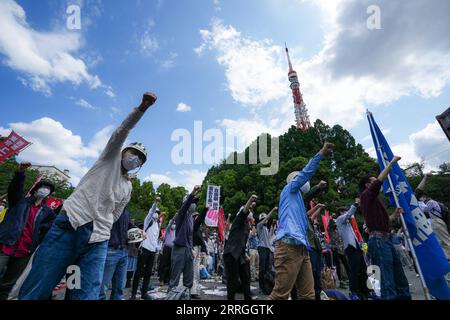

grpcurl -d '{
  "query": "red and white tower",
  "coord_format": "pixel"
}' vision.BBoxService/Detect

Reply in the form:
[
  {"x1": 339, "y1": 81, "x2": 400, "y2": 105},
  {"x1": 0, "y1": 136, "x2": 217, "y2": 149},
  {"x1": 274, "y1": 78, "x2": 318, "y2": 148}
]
[{"x1": 285, "y1": 45, "x2": 311, "y2": 131}]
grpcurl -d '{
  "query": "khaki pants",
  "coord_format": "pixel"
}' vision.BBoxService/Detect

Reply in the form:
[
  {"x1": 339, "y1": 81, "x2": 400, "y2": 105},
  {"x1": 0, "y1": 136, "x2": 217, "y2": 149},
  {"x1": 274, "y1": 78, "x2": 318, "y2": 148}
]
[
  {"x1": 431, "y1": 218, "x2": 450, "y2": 260},
  {"x1": 249, "y1": 249, "x2": 259, "y2": 281},
  {"x1": 269, "y1": 240, "x2": 315, "y2": 300}
]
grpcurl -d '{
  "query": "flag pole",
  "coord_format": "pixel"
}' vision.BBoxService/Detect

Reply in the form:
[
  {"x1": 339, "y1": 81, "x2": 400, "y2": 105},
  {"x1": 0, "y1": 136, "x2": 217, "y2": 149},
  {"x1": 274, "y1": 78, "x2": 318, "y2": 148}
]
[{"x1": 367, "y1": 110, "x2": 431, "y2": 300}]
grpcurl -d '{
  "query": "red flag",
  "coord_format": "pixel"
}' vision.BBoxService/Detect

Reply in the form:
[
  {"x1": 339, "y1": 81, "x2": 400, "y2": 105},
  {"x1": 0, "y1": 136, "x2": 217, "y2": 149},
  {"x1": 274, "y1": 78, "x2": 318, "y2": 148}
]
[
  {"x1": 0, "y1": 131, "x2": 31, "y2": 164},
  {"x1": 159, "y1": 212, "x2": 166, "y2": 225},
  {"x1": 351, "y1": 216, "x2": 363, "y2": 242},
  {"x1": 217, "y1": 207, "x2": 225, "y2": 242},
  {"x1": 46, "y1": 198, "x2": 63, "y2": 210},
  {"x1": 321, "y1": 210, "x2": 331, "y2": 243}
]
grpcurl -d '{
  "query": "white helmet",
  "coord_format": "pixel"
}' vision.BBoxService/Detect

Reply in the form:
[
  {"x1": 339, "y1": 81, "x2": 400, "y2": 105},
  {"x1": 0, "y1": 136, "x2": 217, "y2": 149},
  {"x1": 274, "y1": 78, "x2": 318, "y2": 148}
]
[
  {"x1": 128, "y1": 228, "x2": 145, "y2": 243},
  {"x1": 123, "y1": 142, "x2": 148, "y2": 164}
]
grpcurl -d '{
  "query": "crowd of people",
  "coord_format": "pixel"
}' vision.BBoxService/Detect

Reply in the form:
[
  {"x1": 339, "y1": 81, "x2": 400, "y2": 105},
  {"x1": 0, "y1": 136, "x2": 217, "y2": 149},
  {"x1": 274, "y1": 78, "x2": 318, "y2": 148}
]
[{"x1": 0, "y1": 92, "x2": 449, "y2": 301}]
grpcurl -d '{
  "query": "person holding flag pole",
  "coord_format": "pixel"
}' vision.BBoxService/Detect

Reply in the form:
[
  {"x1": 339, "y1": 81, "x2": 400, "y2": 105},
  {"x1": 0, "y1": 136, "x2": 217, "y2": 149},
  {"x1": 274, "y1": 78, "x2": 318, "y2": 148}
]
[{"x1": 365, "y1": 110, "x2": 450, "y2": 300}]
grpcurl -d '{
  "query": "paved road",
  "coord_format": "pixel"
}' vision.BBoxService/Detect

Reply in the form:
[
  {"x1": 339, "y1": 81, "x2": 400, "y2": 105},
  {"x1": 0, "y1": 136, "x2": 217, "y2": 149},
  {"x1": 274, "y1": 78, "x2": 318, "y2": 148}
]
[{"x1": 95, "y1": 267, "x2": 428, "y2": 300}]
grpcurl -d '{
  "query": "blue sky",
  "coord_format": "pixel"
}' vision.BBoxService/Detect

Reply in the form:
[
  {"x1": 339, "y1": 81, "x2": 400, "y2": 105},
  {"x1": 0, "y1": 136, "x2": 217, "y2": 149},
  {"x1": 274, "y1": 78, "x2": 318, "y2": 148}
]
[{"x1": 1, "y1": 0, "x2": 449, "y2": 188}]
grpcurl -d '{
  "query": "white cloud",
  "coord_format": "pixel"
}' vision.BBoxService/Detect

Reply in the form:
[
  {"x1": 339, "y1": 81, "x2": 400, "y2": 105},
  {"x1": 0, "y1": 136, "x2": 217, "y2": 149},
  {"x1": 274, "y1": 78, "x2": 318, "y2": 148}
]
[
  {"x1": 104, "y1": 86, "x2": 115, "y2": 98},
  {"x1": 76, "y1": 98, "x2": 96, "y2": 110},
  {"x1": 0, "y1": 0, "x2": 102, "y2": 95},
  {"x1": 196, "y1": 1, "x2": 450, "y2": 160},
  {"x1": 367, "y1": 122, "x2": 450, "y2": 171},
  {"x1": 408, "y1": 122, "x2": 450, "y2": 170},
  {"x1": 161, "y1": 52, "x2": 178, "y2": 69},
  {"x1": 178, "y1": 169, "x2": 207, "y2": 190},
  {"x1": 195, "y1": 19, "x2": 286, "y2": 107},
  {"x1": 0, "y1": 118, "x2": 114, "y2": 185},
  {"x1": 176, "y1": 102, "x2": 191, "y2": 113},
  {"x1": 145, "y1": 169, "x2": 207, "y2": 191},
  {"x1": 140, "y1": 33, "x2": 159, "y2": 55},
  {"x1": 145, "y1": 173, "x2": 179, "y2": 188}
]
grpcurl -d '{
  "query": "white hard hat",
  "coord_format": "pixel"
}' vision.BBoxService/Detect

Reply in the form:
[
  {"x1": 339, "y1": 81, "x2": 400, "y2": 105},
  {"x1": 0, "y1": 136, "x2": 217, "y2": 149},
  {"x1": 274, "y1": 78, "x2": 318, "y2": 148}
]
[
  {"x1": 123, "y1": 142, "x2": 148, "y2": 164},
  {"x1": 286, "y1": 171, "x2": 299, "y2": 184},
  {"x1": 128, "y1": 228, "x2": 145, "y2": 243}
]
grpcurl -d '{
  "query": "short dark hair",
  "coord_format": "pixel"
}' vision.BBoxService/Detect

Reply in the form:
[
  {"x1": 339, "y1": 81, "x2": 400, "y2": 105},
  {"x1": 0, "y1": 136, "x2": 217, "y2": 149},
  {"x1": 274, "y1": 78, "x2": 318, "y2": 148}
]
[{"x1": 358, "y1": 176, "x2": 371, "y2": 194}]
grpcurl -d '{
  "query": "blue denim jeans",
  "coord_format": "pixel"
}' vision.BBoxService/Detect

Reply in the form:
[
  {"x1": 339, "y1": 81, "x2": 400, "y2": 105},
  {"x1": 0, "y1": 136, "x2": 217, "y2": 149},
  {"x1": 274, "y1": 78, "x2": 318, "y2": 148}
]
[
  {"x1": 19, "y1": 213, "x2": 108, "y2": 300},
  {"x1": 368, "y1": 235, "x2": 411, "y2": 300},
  {"x1": 99, "y1": 248, "x2": 128, "y2": 300}
]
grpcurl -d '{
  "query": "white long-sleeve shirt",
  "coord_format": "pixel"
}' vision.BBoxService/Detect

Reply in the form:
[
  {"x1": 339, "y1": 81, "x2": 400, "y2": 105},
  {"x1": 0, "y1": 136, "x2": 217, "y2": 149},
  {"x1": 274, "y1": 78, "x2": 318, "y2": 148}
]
[
  {"x1": 141, "y1": 202, "x2": 161, "y2": 252},
  {"x1": 336, "y1": 205, "x2": 359, "y2": 250},
  {"x1": 63, "y1": 108, "x2": 144, "y2": 243}
]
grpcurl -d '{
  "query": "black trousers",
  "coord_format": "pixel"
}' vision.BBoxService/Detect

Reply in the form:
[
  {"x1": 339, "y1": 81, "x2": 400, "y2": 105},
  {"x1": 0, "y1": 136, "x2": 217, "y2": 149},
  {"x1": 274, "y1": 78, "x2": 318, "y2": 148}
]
[
  {"x1": 0, "y1": 254, "x2": 31, "y2": 300},
  {"x1": 223, "y1": 253, "x2": 252, "y2": 300},
  {"x1": 345, "y1": 246, "x2": 369, "y2": 298},
  {"x1": 158, "y1": 246, "x2": 172, "y2": 284},
  {"x1": 332, "y1": 250, "x2": 350, "y2": 281},
  {"x1": 131, "y1": 248, "x2": 156, "y2": 297},
  {"x1": 257, "y1": 247, "x2": 271, "y2": 291}
]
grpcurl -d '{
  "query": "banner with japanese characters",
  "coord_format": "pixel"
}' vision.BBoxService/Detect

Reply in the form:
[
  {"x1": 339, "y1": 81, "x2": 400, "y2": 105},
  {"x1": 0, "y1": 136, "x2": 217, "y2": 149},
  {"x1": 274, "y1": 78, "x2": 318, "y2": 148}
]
[
  {"x1": 205, "y1": 184, "x2": 220, "y2": 227},
  {"x1": 0, "y1": 131, "x2": 31, "y2": 164}
]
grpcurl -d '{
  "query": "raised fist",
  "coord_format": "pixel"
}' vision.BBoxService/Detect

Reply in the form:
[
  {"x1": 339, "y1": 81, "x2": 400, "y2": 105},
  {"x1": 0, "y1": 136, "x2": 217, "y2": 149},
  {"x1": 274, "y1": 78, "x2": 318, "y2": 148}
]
[
  {"x1": 192, "y1": 185, "x2": 201, "y2": 194},
  {"x1": 19, "y1": 162, "x2": 31, "y2": 170},
  {"x1": 141, "y1": 92, "x2": 157, "y2": 108},
  {"x1": 318, "y1": 180, "x2": 327, "y2": 189},
  {"x1": 320, "y1": 143, "x2": 334, "y2": 156},
  {"x1": 391, "y1": 156, "x2": 401, "y2": 163}
]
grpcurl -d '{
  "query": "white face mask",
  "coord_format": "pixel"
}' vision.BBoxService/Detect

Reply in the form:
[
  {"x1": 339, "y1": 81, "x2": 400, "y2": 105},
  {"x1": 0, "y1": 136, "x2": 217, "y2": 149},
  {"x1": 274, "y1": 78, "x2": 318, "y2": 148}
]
[
  {"x1": 35, "y1": 187, "x2": 50, "y2": 199},
  {"x1": 189, "y1": 203, "x2": 197, "y2": 213},
  {"x1": 122, "y1": 154, "x2": 142, "y2": 171},
  {"x1": 171, "y1": 225, "x2": 176, "y2": 230},
  {"x1": 153, "y1": 213, "x2": 159, "y2": 219},
  {"x1": 300, "y1": 181, "x2": 310, "y2": 194}
]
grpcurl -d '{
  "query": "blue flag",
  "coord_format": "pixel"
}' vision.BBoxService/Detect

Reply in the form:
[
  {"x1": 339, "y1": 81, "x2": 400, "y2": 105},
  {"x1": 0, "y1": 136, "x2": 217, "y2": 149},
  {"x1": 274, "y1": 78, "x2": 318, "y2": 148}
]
[{"x1": 367, "y1": 111, "x2": 450, "y2": 300}]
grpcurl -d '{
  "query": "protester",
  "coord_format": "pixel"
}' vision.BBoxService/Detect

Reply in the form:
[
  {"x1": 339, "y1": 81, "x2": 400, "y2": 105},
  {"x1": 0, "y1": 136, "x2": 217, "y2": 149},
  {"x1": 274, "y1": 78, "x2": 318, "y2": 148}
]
[
  {"x1": 247, "y1": 226, "x2": 259, "y2": 282},
  {"x1": 327, "y1": 212, "x2": 350, "y2": 287},
  {"x1": 100, "y1": 206, "x2": 138, "y2": 300},
  {"x1": 192, "y1": 208, "x2": 208, "y2": 299},
  {"x1": 391, "y1": 229, "x2": 414, "y2": 271},
  {"x1": 257, "y1": 207, "x2": 277, "y2": 294},
  {"x1": 131, "y1": 197, "x2": 162, "y2": 300},
  {"x1": 158, "y1": 214, "x2": 177, "y2": 286},
  {"x1": 0, "y1": 162, "x2": 56, "y2": 300},
  {"x1": 206, "y1": 234, "x2": 217, "y2": 275},
  {"x1": 335, "y1": 199, "x2": 370, "y2": 300},
  {"x1": 269, "y1": 142, "x2": 334, "y2": 300},
  {"x1": 359, "y1": 155, "x2": 411, "y2": 300},
  {"x1": 307, "y1": 202, "x2": 326, "y2": 300},
  {"x1": 19, "y1": 92, "x2": 157, "y2": 300},
  {"x1": 416, "y1": 173, "x2": 450, "y2": 261},
  {"x1": 223, "y1": 194, "x2": 257, "y2": 300},
  {"x1": 126, "y1": 242, "x2": 139, "y2": 289},
  {"x1": 0, "y1": 199, "x2": 7, "y2": 223},
  {"x1": 167, "y1": 185, "x2": 201, "y2": 299}
]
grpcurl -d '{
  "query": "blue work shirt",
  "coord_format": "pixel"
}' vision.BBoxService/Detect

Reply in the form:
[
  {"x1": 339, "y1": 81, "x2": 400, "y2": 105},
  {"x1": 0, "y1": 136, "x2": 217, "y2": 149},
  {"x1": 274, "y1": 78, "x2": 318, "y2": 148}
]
[{"x1": 276, "y1": 153, "x2": 323, "y2": 250}]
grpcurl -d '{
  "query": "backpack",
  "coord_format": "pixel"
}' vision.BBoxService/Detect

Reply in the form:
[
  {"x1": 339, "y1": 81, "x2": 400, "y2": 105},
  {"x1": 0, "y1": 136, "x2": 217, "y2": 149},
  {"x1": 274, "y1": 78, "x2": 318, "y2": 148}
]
[
  {"x1": 321, "y1": 267, "x2": 336, "y2": 290},
  {"x1": 261, "y1": 270, "x2": 275, "y2": 295}
]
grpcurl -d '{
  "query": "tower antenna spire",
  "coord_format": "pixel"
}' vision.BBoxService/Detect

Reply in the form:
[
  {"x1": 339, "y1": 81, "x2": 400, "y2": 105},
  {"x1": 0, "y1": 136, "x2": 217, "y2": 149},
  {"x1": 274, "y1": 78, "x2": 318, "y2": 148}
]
[{"x1": 285, "y1": 43, "x2": 311, "y2": 131}]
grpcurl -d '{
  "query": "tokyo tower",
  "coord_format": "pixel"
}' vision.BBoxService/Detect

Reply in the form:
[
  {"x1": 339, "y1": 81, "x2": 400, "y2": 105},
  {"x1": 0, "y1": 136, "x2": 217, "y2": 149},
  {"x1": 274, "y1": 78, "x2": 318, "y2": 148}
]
[{"x1": 285, "y1": 44, "x2": 311, "y2": 131}]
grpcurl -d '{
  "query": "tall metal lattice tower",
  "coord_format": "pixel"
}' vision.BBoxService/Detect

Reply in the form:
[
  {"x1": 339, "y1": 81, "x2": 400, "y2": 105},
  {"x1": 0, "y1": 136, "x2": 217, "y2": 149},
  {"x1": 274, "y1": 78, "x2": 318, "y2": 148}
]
[{"x1": 285, "y1": 45, "x2": 311, "y2": 131}]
